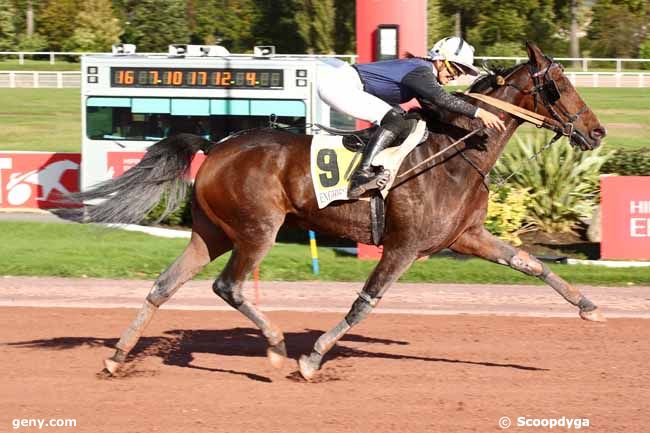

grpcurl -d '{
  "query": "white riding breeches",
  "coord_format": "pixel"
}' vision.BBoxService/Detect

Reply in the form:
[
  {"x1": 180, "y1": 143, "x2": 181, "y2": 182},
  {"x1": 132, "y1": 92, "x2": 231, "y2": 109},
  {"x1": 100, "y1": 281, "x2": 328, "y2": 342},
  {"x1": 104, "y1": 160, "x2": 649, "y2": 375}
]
[{"x1": 317, "y1": 59, "x2": 393, "y2": 124}]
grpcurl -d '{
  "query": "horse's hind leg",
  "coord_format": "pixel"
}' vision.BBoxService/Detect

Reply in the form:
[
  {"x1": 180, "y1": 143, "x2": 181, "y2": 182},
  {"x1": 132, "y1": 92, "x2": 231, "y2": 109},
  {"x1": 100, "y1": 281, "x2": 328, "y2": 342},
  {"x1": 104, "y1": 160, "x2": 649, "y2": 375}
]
[
  {"x1": 103, "y1": 209, "x2": 233, "y2": 375},
  {"x1": 212, "y1": 238, "x2": 288, "y2": 369},
  {"x1": 299, "y1": 246, "x2": 416, "y2": 380},
  {"x1": 450, "y1": 225, "x2": 605, "y2": 322}
]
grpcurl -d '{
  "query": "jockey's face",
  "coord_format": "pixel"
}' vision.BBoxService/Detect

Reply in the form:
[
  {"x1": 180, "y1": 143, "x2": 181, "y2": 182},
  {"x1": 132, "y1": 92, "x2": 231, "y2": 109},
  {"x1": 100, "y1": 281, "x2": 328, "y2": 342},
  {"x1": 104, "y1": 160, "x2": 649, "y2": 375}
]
[{"x1": 434, "y1": 60, "x2": 458, "y2": 85}]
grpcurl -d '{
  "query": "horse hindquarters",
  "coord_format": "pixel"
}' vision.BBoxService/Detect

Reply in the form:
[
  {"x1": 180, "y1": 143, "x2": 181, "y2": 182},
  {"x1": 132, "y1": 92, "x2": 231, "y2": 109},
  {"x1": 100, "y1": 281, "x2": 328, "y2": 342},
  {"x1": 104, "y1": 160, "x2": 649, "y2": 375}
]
[{"x1": 193, "y1": 141, "x2": 294, "y2": 367}]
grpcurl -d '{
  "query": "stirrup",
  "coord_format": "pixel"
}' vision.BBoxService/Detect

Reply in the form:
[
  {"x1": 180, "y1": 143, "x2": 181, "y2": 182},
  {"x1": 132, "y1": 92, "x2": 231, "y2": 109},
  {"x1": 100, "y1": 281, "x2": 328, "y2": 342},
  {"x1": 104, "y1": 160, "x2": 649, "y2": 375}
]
[{"x1": 348, "y1": 170, "x2": 390, "y2": 198}]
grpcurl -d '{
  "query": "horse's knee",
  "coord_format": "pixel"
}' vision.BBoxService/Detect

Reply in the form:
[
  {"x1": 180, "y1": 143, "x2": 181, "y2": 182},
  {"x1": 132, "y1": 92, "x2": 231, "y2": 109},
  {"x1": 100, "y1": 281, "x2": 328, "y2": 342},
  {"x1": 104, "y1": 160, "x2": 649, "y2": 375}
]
[
  {"x1": 212, "y1": 279, "x2": 244, "y2": 308},
  {"x1": 509, "y1": 250, "x2": 548, "y2": 277},
  {"x1": 345, "y1": 293, "x2": 379, "y2": 326}
]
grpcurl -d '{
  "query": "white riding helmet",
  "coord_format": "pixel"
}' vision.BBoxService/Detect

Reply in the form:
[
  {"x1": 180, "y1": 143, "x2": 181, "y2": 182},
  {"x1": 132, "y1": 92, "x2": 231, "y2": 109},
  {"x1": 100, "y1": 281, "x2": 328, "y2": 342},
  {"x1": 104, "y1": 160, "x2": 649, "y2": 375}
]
[{"x1": 429, "y1": 37, "x2": 480, "y2": 76}]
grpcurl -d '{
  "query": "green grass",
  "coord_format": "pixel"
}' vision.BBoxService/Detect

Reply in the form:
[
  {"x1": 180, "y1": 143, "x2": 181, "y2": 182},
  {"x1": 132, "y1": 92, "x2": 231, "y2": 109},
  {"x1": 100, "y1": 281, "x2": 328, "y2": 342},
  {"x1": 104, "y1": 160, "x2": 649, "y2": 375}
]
[
  {"x1": 0, "y1": 87, "x2": 648, "y2": 153},
  {"x1": 0, "y1": 89, "x2": 80, "y2": 152},
  {"x1": 518, "y1": 88, "x2": 650, "y2": 151},
  {"x1": 0, "y1": 58, "x2": 81, "y2": 71},
  {"x1": 1, "y1": 221, "x2": 649, "y2": 285}
]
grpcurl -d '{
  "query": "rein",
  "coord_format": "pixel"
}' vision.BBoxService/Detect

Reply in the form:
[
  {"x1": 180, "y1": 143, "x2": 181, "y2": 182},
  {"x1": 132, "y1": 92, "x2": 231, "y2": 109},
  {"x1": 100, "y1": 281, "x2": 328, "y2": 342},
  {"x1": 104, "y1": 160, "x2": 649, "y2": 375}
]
[
  {"x1": 396, "y1": 127, "x2": 484, "y2": 178},
  {"x1": 393, "y1": 59, "x2": 582, "y2": 191}
]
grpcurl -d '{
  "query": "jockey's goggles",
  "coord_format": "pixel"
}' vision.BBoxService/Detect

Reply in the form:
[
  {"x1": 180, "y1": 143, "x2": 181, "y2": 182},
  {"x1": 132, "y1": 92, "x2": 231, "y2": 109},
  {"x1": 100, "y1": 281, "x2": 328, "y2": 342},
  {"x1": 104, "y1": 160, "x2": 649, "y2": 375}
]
[{"x1": 443, "y1": 60, "x2": 461, "y2": 79}]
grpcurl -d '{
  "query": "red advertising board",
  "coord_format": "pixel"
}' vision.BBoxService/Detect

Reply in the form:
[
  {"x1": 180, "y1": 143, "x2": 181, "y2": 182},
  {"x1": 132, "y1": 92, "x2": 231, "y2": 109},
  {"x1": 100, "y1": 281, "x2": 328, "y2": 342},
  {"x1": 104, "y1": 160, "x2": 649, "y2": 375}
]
[
  {"x1": 0, "y1": 151, "x2": 208, "y2": 210},
  {"x1": 601, "y1": 176, "x2": 650, "y2": 260},
  {"x1": 358, "y1": 243, "x2": 383, "y2": 260},
  {"x1": 0, "y1": 152, "x2": 81, "y2": 209}
]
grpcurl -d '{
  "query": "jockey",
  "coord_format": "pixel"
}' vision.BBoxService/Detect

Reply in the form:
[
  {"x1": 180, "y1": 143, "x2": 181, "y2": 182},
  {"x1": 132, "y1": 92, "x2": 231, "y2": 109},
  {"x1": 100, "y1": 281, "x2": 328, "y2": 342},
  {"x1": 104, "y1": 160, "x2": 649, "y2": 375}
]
[{"x1": 317, "y1": 36, "x2": 506, "y2": 198}]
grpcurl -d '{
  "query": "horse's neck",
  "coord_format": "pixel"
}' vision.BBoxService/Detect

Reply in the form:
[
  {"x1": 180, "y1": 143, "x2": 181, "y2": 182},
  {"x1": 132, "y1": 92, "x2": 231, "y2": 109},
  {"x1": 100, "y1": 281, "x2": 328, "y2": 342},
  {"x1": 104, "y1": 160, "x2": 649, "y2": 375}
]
[
  {"x1": 414, "y1": 80, "x2": 528, "y2": 181},
  {"x1": 474, "y1": 86, "x2": 527, "y2": 174},
  {"x1": 481, "y1": 118, "x2": 520, "y2": 173}
]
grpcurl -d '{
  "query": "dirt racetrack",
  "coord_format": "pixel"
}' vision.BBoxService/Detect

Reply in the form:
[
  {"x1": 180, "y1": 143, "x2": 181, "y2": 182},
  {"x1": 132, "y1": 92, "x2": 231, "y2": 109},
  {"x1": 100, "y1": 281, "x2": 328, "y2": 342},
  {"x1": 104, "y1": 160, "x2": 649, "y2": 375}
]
[
  {"x1": 1, "y1": 302, "x2": 648, "y2": 433},
  {"x1": 1, "y1": 277, "x2": 649, "y2": 432}
]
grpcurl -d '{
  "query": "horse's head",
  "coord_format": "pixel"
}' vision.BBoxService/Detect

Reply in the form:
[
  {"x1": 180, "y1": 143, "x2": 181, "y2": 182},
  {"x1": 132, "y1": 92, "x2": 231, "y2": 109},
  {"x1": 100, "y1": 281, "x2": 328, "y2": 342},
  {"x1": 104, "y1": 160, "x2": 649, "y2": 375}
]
[{"x1": 508, "y1": 42, "x2": 606, "y2": 150}]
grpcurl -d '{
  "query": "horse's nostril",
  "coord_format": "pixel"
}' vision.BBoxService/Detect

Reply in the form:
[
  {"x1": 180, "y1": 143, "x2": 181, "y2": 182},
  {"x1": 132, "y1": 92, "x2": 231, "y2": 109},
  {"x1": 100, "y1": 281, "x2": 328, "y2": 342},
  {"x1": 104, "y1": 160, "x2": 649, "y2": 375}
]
[{"x1": 591, "y1": 127, "x2": 607, "y2": 140}]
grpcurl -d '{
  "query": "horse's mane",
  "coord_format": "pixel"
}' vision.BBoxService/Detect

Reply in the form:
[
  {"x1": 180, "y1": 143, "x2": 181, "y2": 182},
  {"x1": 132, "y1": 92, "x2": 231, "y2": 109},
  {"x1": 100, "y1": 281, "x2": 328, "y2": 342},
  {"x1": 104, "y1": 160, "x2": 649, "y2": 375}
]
[
  {"x1": 411, "y1": 61, "x2": 529, "y2": 136},
  {"x1": 467, "y1": 62, "x2": 527, "y2": 94}
]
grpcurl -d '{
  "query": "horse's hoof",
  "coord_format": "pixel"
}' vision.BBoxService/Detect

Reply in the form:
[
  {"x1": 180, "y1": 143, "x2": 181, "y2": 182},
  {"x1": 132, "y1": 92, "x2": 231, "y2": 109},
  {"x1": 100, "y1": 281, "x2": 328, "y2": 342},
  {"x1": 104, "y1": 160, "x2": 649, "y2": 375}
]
[
  {"x1": 103, "y1": 358, "x2": 121, "y2": 376},
  {"x1": 580, "y1": 307, "x2": 606, "y2": 322},
  {"x1": 298, "y1": 355, "x2": 319, "y2": 381},
  {"x1": 267, "y1": 341, "x2": 287, "y2": 369}
]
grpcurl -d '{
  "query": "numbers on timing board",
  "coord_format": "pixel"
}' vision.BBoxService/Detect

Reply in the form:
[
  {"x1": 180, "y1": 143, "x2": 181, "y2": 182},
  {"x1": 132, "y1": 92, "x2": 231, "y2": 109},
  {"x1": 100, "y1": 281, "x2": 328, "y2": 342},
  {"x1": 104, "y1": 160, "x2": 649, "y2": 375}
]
[{"x1": 316, "y1": 149, "x2": 340, "y2": 187}]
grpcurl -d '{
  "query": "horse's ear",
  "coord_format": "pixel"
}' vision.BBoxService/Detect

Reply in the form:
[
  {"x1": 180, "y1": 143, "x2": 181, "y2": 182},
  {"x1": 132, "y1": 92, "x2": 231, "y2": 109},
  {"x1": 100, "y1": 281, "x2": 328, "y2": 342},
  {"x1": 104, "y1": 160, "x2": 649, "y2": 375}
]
[{"x1": 526, "y1": 41, "x2": 546, "y2": 67}]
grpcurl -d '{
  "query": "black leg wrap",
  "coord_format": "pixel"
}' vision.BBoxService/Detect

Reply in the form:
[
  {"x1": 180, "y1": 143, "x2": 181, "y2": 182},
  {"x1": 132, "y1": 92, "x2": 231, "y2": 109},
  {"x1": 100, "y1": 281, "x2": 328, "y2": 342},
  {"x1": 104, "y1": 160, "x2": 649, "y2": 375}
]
[
  {"x1": 212, "y1": 279, "x2": 244, "y2": 308},
  {"x1": 578, "y1": 297, "x2": 597, "y2": 312},
  {"x1": 112, "y1": 349, "x2": 127, "y2": 363},
  {"x1": 540, "y1": 262, "x2": 552, "y2": 278},
  {"x1": 269, "y1": 340, "x2": 287, "y2": 357},
  {"x1": 345, "y1": 294, "x2": 377, "y2": 327}
]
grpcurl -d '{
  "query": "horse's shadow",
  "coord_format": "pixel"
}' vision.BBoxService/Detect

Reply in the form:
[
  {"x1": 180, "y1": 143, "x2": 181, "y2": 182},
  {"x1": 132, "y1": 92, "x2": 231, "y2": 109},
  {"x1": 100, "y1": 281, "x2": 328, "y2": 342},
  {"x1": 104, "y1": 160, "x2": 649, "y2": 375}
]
[{"x1": 6, "y1": 328, "x2": 547, "y2": 382}]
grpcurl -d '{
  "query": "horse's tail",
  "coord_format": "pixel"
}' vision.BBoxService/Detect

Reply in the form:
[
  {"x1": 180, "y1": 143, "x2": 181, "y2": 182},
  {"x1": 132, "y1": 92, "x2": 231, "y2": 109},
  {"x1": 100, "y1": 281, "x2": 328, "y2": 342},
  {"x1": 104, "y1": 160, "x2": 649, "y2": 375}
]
[{"x1": 57, "y1": 133, "x2": 213, "y2": 224}]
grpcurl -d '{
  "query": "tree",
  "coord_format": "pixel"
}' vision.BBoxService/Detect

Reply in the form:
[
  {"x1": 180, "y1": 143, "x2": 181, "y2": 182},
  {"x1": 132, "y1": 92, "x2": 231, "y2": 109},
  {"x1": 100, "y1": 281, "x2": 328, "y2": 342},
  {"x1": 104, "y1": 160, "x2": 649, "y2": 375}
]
[
  {"x1": 254, "y1": 0, "x2": 308, "y2": 53},
  {"x1": 440, "y1": 0, "x2": 563, "y2": 56},
  {"x1": 569, "y1": 0, "x2": 580, "y2": 63},
  {"x1": 124, "y1": 0, "x2": 189, "y2": 52},
  {"x1": 296, "y1": 0, "x2": 335, "y2": 53},
  {"x1": 186, "y1": 0, "x2": 260, "y2": 52},
  {"x1": 587, "y1": 0, "x2": 647, "y2": 57},
  {"x1": 525, "y1": 0, "x2": 562, "y2": 54},
  {"x1": 428, "y1": 0, "x2": 454, "y2": 49},
  {"x1": 64, "y1": 0, "x2": 122, "y2": 52},
  {"x1": 333, "y1": 0, "x2": 355, "y2": 54},
  {"x1": 36, "y1": 0, "x2": 81, "y2": 51},
  {"x1": 0, "y1": 0, "x2": 16, "y2": 51},
  {"x1": 439, "y1": 0, "x2": 483, "y2": 41}
]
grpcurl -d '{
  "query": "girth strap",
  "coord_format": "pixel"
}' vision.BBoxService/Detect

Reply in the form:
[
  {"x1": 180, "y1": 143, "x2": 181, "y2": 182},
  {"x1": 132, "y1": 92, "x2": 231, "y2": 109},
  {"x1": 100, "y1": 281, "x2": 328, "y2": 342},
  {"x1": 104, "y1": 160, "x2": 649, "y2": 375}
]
[{"x1": 370, "y1": 193, "x2": 385, "y2": 245}]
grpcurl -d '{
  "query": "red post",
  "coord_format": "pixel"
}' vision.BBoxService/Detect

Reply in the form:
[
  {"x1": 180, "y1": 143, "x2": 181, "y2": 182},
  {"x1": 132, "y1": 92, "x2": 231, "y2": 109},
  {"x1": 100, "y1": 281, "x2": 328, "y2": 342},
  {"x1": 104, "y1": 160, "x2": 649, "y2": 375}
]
[
  {"x1": 355, "y1": 0, "x2": 427, "y2": 259},
  {"x1": 356, "y1": 0, "x2": 428, "y2": 63}
]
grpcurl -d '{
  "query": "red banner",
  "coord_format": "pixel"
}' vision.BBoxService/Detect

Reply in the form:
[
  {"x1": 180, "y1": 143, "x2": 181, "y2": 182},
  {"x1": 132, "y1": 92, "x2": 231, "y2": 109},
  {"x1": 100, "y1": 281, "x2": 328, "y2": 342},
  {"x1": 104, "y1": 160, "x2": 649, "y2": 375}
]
[
  {"x1": 601, "y1": 176, "x2": 650, "y2": 260},
  {"x1": 0, "y1": 152, "x2": 81, "y2": 209}
]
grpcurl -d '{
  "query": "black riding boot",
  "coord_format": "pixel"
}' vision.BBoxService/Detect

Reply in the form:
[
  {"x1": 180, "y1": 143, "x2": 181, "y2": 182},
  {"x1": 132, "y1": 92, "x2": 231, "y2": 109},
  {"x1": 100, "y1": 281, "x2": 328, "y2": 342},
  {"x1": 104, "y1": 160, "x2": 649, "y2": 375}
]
[{"x1": 348, "y1": 109, "x2": 413, "y2": 198}]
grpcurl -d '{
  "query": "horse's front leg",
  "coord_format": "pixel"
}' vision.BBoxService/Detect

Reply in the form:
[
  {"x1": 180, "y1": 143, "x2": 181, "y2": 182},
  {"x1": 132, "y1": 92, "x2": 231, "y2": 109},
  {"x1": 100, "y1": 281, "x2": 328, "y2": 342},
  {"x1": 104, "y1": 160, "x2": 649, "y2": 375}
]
[
  {"x1": 299, "y1": 246, "x2": 417, "y2": 380},
  {"x1": 450, "y1": 225, "x2": 605, "y2": 322}
]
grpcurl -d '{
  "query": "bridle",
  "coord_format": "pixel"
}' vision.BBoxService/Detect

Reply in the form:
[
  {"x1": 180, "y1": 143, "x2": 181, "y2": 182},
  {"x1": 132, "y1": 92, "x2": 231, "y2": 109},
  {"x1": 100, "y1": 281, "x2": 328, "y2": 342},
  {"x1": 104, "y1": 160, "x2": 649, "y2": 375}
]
[
  {"x1": 395, "y1": 57, "x2": 595, "y2": 190},
  {"x1": 506, "y1": 56, "x2": 590, "y2": 147}
]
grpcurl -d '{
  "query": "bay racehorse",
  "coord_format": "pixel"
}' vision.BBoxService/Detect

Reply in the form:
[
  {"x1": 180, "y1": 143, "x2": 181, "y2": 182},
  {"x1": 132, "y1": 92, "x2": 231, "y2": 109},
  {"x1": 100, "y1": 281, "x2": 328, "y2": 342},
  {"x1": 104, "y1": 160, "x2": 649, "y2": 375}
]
[{"x1": 65, "y1": 42, "x2": 607, "y2": 380}]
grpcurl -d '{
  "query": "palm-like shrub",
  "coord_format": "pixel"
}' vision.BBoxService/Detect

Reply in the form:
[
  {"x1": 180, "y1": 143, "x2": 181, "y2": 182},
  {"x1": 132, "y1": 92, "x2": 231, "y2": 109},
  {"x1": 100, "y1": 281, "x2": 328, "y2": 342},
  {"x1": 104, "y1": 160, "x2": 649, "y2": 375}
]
[{"x1": 493, "y1": 130, "x2": 612, "y2": 233}]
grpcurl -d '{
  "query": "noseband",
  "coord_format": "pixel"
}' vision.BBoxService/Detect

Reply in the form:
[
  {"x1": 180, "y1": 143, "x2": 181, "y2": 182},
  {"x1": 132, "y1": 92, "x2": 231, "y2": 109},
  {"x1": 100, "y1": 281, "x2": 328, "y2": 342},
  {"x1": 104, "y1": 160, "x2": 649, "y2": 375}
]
[
  {"x1": 506, "y1": 57, "x2": 589, "y2": 143},
  {"x1": 529, "y1": 58, "x2": 588, "y2": 139}
]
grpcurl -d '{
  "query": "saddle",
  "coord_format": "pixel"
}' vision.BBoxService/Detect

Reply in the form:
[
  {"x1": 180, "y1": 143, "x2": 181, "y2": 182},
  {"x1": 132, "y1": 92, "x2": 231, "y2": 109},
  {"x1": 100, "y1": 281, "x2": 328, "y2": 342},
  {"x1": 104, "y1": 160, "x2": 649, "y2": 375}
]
[
  {"x1": 316, "y1": 123, "x2": 416, "y2": 153},
  {"x1": 316, "y1": 123, "x2": 378, "y2": 153},
  {"x1": 313, "y1": 121, "x2": 427, "y2": 245}
]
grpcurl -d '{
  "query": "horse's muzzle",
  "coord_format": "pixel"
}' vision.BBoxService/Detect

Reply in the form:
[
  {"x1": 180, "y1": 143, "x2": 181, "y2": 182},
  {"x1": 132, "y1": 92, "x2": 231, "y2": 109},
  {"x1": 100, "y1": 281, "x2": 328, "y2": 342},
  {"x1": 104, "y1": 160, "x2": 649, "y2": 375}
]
[{"x1": 571, "y1": 126, "x2": 606, "y2": 151}]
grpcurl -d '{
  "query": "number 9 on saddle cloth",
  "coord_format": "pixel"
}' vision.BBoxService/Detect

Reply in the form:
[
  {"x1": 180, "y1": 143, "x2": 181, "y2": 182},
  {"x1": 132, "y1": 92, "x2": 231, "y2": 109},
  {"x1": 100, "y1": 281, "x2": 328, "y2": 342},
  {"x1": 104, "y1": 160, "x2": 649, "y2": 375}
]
[{"x1": 310, "y1": 120, "x2": 428, "y2": 209}]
